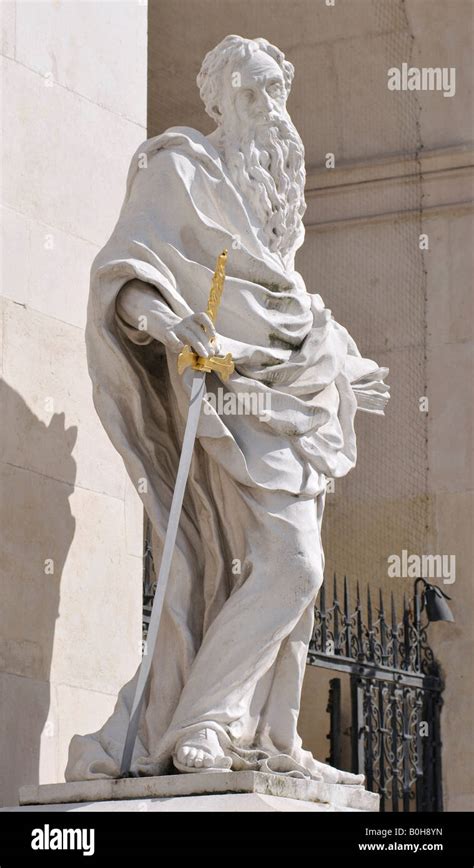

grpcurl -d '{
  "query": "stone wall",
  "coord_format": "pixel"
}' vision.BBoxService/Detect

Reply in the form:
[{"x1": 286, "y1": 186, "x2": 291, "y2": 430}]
[{"x1": 0, "y1": 0, "x2": 147, "y2": 806}]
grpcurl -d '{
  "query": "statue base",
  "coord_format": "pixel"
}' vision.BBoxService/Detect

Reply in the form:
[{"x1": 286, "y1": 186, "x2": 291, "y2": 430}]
[{"x1": 10, "y1": 771, "x2": 379, "y2": 812}]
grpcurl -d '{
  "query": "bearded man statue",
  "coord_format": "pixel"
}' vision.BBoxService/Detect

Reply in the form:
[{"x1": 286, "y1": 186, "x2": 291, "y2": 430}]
[{"x1": 65, "y1": 35, "x2": 389, "y2": 785}]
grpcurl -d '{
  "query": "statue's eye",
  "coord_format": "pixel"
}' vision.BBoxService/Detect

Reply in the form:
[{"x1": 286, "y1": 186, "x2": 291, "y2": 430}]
[{"x1": 267, "y1": 82, "x2": 284, "y2": 99}]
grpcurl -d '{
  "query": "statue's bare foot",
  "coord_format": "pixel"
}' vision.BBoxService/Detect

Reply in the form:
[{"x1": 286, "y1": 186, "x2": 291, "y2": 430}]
[
  {"x1": 312, "y1": 758, "x2": 365, "y2": 786},
  {"x1": 173, "y1": 727, "x2": 232, "y2": 773}
]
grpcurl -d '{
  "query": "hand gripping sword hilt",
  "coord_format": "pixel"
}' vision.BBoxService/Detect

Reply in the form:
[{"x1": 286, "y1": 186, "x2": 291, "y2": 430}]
[{"x1": 177, "y1": 249, "x2": 235, "y2": 382}]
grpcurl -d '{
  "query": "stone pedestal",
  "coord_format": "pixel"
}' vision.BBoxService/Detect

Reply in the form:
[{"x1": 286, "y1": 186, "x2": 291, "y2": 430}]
[{"x1": 3, "y1": 771, "x2": 379, "y2": 812}]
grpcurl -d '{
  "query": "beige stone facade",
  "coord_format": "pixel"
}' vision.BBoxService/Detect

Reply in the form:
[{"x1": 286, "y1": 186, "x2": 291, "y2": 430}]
[
  {"x1": 1, "y1": 0, "x2": 472, "y2": 811},
  {"x1": 0, "y1": 0, "x2": 147, "y2": 807}
]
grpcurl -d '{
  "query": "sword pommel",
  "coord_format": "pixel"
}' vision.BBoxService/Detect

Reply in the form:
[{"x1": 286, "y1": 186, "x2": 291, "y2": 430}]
[{"x1": 177, "y1": 249, "x2": 235, "y2": 382}]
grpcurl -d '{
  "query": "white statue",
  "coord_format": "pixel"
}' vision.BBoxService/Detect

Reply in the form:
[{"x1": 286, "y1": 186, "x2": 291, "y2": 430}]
[{"x1": 65, "y1": 35, "x2": 388, "y2": 785}]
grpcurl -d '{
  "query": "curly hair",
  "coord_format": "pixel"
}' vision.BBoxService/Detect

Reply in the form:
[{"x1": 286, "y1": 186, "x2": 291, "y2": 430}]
[{"x1": 197, "y1": 34, "x2": 294, "y2": 124}]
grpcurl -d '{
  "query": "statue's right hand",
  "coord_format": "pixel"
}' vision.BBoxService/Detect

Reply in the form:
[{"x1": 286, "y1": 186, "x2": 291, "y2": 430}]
[{"x1": 167, "y1": 312, "x2": 220, "y2": 358}]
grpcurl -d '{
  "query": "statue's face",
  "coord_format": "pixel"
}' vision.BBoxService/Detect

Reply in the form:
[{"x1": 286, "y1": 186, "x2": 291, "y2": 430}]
[
  {"x1": 215, "y1": 46, "x2": 305, "y2": 262},
  {"x1": 223, "y1": 50, "x2": 287, "y2": 128}
]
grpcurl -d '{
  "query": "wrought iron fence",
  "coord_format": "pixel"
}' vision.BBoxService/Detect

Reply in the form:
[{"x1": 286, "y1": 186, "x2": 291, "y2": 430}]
[
  {"x1": 142, "y1": 516, "x2": 155, "y2": 641},
  {"x1": 308, "y1": 576, "x2": 444, "y2": 812}
]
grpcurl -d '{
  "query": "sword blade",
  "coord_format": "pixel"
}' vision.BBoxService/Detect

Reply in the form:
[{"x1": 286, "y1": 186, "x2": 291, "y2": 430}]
[{"x1": 120, "y1": 370, "x2": 206, "y2": 776}]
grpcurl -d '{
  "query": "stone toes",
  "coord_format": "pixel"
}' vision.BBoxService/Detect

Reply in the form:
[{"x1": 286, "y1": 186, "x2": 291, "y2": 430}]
[
  {"x1": 193, "y1": 750, "x2": 205, "y2": 768},
  {"x1": 341, "y1": 771, "x2": 364, "y2": 785},
  {"x1": 187, "y1": 748, "x2": 198, "y2": 764},
  {"x1": 175, "y1": 733, "x2": 226, "y2": 770},
  {"x1": 177, "y1": 746, "x2": 194, "y2": 765}
]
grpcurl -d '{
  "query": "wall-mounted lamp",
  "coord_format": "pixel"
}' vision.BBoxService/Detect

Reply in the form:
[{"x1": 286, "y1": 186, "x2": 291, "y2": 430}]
[{"x1": 415, "y1": 577, "x2": 455, "y2": 623}]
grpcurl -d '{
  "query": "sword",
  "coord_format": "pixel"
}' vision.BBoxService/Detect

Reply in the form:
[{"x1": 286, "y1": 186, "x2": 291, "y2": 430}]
[{"x1": 119, "y1": 250, "x2": 234, "y2": 776}]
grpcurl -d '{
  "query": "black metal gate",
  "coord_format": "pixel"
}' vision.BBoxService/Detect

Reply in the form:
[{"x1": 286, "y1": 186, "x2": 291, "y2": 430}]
[{"x1": 308, "y1": 577, "x2": 444, "y2": 812}]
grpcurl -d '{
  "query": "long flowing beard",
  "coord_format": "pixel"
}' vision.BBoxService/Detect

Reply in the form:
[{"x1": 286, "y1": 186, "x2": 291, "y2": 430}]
[{"x1": 222, "y1": 113, "x2": 306, "y2": 263}]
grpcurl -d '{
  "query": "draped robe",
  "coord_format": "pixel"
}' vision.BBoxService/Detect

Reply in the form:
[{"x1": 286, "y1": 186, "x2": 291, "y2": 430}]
[{"x1": 64, "y1": 127, "x2": 389, "y2": 782}]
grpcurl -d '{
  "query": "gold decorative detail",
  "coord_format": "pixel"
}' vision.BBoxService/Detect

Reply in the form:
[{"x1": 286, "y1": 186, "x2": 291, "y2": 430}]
[
  {"x1": 206, "y1": 249, "x2": 228, "y2": 325},
  {"x1": 177, "y1": 250, "x2": 235, "y2": 382}
]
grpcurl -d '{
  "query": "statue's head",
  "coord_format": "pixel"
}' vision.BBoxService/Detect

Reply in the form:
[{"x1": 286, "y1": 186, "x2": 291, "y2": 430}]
[
  {"x1": 197, "y1": 35, "x2": 306, "y2": 263},
  {"x1": 197, "y1": 35, "x2": 294, "y2": 128}
]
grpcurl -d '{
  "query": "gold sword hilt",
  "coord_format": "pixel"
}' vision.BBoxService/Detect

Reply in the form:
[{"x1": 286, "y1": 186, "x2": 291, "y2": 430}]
[{"x1": 177, "y1": 250, "x2": 235, "y2": 382}]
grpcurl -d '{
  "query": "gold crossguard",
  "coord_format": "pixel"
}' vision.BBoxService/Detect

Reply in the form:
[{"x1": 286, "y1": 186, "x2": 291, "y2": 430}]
[{"x1": 177, "y1": 250, "x2": 235, "y2": 381}]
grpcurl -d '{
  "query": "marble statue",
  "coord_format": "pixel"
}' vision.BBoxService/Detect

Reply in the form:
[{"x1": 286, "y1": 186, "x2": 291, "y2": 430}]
[{"x1": 65, "y1": 35, "x2": 389, "y2": 785}]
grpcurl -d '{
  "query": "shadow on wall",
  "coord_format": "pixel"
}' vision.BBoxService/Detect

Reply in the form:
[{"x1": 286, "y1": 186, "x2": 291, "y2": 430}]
[{"x1": 0, "y1": 380, "x2": 76, "y2": 806}]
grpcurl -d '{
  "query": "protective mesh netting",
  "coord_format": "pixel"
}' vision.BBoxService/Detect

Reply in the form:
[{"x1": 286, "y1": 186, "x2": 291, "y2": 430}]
[
  {"x1": 146, "y1": 0, "x2": 430, "y2": 611},
  {"x1": 298, "y1": 0, "x2": 429, "y2": 598}
]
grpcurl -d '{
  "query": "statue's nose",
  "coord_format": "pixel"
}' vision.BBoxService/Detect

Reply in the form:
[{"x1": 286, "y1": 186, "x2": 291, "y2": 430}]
[{"x1": 255, "y1": 90, "x2": 273, "y2": 115}]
